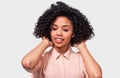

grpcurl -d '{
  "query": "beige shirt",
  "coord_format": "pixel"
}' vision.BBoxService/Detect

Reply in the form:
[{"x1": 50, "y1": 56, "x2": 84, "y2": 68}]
[{"x1": 30, "y1": 47, "x2": 88, "y2": 78}]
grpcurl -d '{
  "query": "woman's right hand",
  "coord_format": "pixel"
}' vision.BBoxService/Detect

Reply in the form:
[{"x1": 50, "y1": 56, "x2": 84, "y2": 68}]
[{"x1": 41, "y1": 37, "x2": 53, "y2": 48}]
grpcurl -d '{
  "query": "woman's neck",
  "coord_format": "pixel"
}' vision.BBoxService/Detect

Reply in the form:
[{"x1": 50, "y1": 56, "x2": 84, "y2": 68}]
[{"x1": 54, "y1": 45, "x2": 69, "y2": 54}]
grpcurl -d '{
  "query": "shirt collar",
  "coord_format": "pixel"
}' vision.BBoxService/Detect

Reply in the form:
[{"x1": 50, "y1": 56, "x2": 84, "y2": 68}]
[{"x1": 51, "y1": 46, "x2": 72, "y2": 60}]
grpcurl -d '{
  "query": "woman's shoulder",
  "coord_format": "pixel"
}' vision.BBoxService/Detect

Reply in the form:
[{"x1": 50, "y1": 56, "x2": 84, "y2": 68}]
[
  {"x1": 70, "y1": 48, "x2": 82, "y2": 56},
  {"x1": 42, "y1": 47, "x2": 53, "y2": 57},
  {"x1": 71, "y1": 47, "x2": 81, "y2": 54},
  {"x1": 71, "y1": 50, "x2": 82, "y2": 57}
]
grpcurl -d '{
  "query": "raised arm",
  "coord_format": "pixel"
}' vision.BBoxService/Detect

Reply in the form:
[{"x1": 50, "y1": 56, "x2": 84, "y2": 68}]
[
  {"x1": 74, "y1": 41, "x2": 102, "y2": 78},
  {"x1": 21, "y1": 37, "x2": 52, "y2": 71}
]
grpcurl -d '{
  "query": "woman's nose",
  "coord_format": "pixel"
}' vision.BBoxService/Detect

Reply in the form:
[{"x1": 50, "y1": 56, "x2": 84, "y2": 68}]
[{"x1": 56, "y1": 29, "x2": 62, "y2": 36}]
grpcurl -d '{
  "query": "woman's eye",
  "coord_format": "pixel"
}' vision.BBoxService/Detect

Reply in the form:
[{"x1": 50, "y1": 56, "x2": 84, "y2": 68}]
[
  {"x1": 63, "y1": 29, "x2": 69, "y2": 32},
  {"x1": 51, "y1": 27, "x2": 57, "y2": 30}
]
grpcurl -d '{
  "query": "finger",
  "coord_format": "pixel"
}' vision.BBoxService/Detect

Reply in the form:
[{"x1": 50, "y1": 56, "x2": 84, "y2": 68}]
[{"x1": 42, "y1": 37, "x2": 48, "y2": 40}]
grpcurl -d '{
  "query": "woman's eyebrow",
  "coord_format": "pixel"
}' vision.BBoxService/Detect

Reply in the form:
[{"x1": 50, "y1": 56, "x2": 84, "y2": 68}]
[
  {"x1": 51, "y1": 23, "x2": 57, "y2": 27},
  {"x1": 62, "y1": 25, "x2": 69, "y2": 27},
  {"x1": 51, "y1": 23, "x2": 70, "y2": 28}
]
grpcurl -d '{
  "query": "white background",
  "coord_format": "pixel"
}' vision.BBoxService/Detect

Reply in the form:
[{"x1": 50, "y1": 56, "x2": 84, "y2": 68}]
[{"x1": 0, "y1": 0, "x2": 120, "y2": 78}]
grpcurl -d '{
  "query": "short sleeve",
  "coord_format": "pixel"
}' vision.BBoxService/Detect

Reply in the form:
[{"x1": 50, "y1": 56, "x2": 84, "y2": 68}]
[
  {"x1": 78, "y1": 52, "x2": 88, "y2": 78},
  {"x1": 83, "y1": 63, "x2": 88, "y2": 78},
  {"x1": 27, "y1": 56, "x2": 43, "y2": 73},
  {"x1": 31, "y1": 52, "x2": 50, "y2": 78}
]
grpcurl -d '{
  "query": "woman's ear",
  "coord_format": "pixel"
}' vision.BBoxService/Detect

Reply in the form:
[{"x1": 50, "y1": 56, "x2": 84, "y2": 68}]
[{"x1": 72, "y1": 34, "x2": 74, "y2": 38}]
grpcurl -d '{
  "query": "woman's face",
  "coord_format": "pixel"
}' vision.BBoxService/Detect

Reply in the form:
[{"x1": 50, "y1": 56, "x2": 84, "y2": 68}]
[{"x1": 50, "y1": 16, "x2": 73, "y2": 48}]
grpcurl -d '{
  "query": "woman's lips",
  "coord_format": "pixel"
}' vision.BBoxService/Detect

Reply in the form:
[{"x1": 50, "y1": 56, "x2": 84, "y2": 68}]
[{"x1": 55, "y1": 38, "x2": 63, "y2": 44}]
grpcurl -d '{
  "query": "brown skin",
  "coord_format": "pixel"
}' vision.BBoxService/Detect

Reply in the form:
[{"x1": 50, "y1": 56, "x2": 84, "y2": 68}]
[
  {"x1": 50, "y1": 16, "x2": 74, "y2": 54},
  {"x1": 74, "y1": 42, "x2": 102, "y2": 78},
  {"x1": 21, "y1": 16, "x2": 102, "y2": 78},
  {"x1": 21, "y1": 37, "x2": 53, "y2": 71}
]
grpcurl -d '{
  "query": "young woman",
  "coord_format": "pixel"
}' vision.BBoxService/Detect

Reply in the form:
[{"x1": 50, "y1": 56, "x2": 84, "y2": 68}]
[{"x1": 21, "y1": 1, "x2": 102, "y2": 78}]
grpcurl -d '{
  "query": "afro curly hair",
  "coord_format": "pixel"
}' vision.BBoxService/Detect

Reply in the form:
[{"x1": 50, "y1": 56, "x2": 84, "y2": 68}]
[{"x1": 33, "y1": 1, "x2": 95, "y2": 46}]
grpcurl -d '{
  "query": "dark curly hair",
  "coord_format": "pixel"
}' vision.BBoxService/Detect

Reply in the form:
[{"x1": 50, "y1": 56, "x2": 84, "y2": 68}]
[{"x1": 33, "y1": 1, "x2": 95, "y2": 46}]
